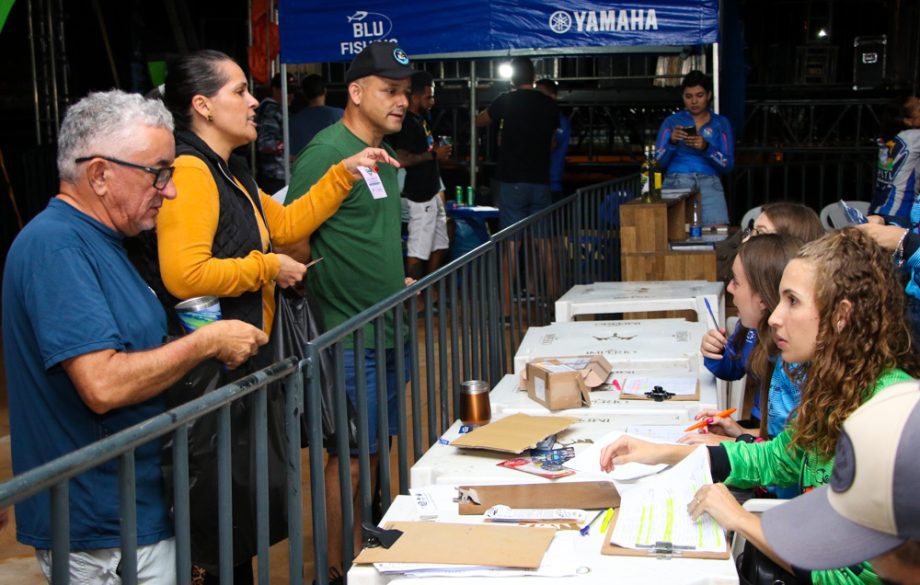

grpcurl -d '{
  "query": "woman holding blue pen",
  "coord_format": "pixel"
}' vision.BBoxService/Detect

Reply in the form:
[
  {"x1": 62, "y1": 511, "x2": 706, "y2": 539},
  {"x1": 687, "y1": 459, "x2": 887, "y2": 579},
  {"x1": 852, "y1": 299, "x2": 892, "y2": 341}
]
[{"x1": 700, "y1": 205, "x2": 824, "y2": 432}]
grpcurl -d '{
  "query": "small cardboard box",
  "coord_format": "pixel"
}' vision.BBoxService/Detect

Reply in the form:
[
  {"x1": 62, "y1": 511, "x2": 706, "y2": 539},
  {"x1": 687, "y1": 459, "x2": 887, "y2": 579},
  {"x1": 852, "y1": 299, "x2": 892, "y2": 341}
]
[{"x1": 525, "y1": 355, "x2": 613, "y2": 410}]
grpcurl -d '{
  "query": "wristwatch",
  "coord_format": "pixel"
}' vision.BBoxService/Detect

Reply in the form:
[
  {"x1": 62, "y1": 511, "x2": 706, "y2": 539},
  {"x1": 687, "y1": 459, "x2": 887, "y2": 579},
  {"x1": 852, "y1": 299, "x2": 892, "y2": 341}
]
[{"x1": 736, "y1": 434, "x2": 765, "y2": 444}]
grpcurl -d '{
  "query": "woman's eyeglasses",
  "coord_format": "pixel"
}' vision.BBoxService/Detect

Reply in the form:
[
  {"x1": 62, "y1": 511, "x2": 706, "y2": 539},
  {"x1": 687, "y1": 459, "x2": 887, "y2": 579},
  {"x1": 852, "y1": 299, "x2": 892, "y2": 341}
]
[{"x1": 75, "y1": 155, "x2": 175, "y2": 190}]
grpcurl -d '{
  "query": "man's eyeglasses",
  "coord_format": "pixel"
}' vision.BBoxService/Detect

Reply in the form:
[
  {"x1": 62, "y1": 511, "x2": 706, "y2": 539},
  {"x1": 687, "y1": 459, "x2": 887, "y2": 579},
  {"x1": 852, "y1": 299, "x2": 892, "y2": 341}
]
[{"x1": 75, "y1": 155, "x2": 174, "y2": 190}]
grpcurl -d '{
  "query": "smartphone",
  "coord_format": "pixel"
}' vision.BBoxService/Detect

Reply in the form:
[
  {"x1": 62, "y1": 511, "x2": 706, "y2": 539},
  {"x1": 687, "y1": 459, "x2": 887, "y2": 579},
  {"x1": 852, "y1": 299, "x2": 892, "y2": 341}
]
[
  {"x1": 683, "y1": 126, "x2": 698, "y2": 137},
  {"x1": 838, "y1": 200, "x2": 868, "y2": 225}
]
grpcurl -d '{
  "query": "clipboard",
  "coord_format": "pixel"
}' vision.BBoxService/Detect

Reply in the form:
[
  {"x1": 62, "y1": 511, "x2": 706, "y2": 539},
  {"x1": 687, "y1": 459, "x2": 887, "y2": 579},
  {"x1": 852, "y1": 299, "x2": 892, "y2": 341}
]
[
  {"x1": 619, "y1": 379, "x2": 701, "y2": 401},
  {"x1": 353, "y1": 521, "x2": 556, "y2": 568},
  {"x1": 600, "y1": 508, "x2": 731, "y2": 559},
  {"x1": 457, "y1": 481, "x2": 620, "y2": 515}
]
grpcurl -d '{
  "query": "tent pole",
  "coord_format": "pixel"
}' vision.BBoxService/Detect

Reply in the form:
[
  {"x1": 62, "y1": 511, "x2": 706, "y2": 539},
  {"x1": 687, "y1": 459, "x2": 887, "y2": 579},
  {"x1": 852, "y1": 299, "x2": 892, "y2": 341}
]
[
  {"x1": 713, "y1": 0, "x2": 722, "y2": 113},
  {"x1": 282, "y1": 63, "x2": 291, "y2": 186},
  {"x1": 713, "y1": 42, "x2": 720, "y2": 113},
  {"x1": 469, "y1": 61, "x2": 477, "y2": 190}
]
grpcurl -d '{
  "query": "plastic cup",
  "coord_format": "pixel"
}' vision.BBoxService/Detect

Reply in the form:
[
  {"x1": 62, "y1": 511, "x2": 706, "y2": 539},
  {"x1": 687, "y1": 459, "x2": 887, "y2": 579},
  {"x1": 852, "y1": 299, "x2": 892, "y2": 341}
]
[{"x1": 175, "y1": 295, "x2": 221, "y2": 333}]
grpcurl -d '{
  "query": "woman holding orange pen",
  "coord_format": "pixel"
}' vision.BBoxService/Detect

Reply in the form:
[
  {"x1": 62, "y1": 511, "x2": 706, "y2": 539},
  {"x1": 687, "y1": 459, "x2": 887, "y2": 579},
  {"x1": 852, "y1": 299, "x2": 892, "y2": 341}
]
[{"x1": 600, "y1": 229, "x2": 920, "y2": 583}]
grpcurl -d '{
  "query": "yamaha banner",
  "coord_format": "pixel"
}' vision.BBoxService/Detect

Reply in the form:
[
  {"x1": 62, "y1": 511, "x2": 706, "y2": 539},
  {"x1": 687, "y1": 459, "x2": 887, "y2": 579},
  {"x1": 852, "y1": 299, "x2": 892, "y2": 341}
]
[{"x1": 279, "y1": 0, "x2": 719, "y2": 64}]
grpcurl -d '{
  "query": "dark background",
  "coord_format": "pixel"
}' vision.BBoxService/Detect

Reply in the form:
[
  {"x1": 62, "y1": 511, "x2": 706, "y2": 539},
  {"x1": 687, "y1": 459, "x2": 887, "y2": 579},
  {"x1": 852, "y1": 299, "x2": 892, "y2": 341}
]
[{"x1": 0, "y1": 0, "x2": 918, "y2": 276}]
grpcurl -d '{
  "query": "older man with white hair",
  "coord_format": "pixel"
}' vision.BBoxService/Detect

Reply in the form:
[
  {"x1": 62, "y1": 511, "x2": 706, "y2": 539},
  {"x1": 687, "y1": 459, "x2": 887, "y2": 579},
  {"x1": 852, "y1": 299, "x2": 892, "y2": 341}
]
[{"x1": 2, "y1": 90, "x2": 268, "y2": 584}]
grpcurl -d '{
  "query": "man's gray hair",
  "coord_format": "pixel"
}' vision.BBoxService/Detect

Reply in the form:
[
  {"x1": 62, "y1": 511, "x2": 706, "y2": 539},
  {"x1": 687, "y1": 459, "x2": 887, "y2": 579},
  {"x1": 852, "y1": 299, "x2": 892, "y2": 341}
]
[{"x1": 57, "y1": 90, "x2": 174, "y2": 182}]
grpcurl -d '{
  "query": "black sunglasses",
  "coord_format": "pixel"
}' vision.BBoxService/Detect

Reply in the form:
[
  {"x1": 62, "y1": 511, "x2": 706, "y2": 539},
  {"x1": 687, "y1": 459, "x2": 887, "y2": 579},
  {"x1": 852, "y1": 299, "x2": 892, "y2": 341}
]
[{"x1": 75, "y1": 155, "x2": 175, "y2": 190}]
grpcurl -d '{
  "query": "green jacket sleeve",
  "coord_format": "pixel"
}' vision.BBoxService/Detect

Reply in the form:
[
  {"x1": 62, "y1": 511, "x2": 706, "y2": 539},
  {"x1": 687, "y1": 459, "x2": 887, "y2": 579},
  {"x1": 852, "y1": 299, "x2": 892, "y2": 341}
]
[
  {"x1": 723, "y1": 430, "x2": 803, "y2": 489},
  {"x1": 811, "y1": 562, "x2": 881, "y2": 585}
]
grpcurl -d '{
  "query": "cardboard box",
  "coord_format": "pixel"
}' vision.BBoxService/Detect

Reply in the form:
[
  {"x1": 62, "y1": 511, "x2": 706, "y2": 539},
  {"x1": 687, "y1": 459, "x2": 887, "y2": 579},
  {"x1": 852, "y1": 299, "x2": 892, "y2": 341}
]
[
  {"x1": 525, "y1": 355, "x2": 613, "y2": 410},
  {"x1": 450, "y1": 413, "x2": 578, "y2": 454}
]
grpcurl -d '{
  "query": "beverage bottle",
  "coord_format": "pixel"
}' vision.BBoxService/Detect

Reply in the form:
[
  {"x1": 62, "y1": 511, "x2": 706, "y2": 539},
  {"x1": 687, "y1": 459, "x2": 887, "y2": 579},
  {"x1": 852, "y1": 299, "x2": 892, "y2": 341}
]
[
  {"x1": 640, "y1": 145, "x2": 651, "y2": 201},
  {"x1": 690, "y1": 195, "x2": 703, "y2": 238},
  {"x1": 466, "y1": 185, "x2": 475, "y2": 207},
  {"x1": 455, "y1": 185, "x2": 463, "y2": 205},
  {"x1": 649, "y1": 145, "x2": 661, "y2": 200}
]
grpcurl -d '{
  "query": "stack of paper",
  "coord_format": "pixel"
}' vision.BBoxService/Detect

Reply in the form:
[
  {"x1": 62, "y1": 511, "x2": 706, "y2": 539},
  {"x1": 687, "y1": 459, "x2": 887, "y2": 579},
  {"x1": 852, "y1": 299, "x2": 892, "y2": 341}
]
[{"x1": 611, "y1": 446, "x2": 726, "y2": 553}]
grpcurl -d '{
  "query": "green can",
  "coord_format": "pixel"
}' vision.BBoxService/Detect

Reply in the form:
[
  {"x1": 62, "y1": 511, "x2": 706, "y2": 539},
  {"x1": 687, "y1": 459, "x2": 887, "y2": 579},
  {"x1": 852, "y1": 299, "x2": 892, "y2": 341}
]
[
  {"x1": 466, "y1": 185, "x2": 475, "y2": 207},
  {"x1": 454, "y1": 185, "x2": 463, "y2": 205}
]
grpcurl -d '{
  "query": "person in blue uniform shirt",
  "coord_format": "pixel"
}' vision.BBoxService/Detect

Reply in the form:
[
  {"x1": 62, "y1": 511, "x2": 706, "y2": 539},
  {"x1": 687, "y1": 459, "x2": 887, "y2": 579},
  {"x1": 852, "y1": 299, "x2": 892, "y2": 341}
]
[{"x1": 655, "y1": 70, "x2": 734, "y2": 226}]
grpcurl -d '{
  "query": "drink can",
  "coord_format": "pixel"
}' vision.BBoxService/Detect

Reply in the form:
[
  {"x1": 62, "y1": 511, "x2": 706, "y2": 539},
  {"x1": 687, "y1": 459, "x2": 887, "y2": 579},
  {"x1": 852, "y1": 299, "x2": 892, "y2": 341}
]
[
  {"x1": 175, "y1": 295, "x2": 221, "y2": 333},
  {"x1": 455, "y1": 185, "x2": 463, "y2": 204},
  {"x1": 466, "y1": 185, "x2": 475, "y2": 207},
  {"x1": 690, "y1": 225, "x2": 703, "y2": 238}
]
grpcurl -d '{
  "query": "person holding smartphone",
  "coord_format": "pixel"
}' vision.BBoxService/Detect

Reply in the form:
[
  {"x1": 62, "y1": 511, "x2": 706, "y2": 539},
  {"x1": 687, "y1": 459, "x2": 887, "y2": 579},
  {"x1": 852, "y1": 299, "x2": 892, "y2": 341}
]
[{"x1": 654, "y1": 70, "x2": 735, "y2": 226}]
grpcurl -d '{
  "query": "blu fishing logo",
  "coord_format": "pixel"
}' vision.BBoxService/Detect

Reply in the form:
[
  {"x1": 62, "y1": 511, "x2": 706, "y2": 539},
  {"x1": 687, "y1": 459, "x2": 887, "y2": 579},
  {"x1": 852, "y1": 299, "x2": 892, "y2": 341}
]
[{"x1": 340, "y1": 11, "x2": 396, "y2": 56}]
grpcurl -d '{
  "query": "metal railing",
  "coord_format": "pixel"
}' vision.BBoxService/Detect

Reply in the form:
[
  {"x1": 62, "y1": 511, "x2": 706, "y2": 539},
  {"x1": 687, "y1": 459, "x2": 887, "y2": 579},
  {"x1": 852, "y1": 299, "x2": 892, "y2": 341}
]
[{"x1": 0, "y1": 174, "x2": 637, "y2": 584}]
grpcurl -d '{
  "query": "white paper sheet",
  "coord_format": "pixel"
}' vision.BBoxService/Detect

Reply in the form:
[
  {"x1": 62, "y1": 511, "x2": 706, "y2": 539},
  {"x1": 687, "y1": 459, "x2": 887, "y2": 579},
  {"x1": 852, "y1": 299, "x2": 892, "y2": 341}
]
[
  {"x1": 566, "y1": 430, "x2": 667, "y2": 480},
  {"x1": 611, "y1": 446, "x2": 726, "y2": 553},
  {"x1": 625, "y1": 424, "x2": 687, "y2": 444},
  {"x1": 621, "y1": 377, "x2": 697, "y2": 396}
]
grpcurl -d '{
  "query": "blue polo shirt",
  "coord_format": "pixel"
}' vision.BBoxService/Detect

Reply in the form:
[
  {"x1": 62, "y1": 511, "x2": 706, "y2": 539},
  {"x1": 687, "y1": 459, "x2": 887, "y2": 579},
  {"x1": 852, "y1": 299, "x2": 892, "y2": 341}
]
[
  {"x1": 654, "y1": 110, "x2": 735, "y2": 176},
  {"x1": 2, "y1": 198, "x2": 172, "y2": 550}
]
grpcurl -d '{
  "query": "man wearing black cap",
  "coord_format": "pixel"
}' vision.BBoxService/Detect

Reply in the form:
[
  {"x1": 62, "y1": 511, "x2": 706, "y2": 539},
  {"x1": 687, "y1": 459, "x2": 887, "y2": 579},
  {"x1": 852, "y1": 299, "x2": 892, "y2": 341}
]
[{"x1": 286, "y1": 40, "x2": 413, "y2": 581}]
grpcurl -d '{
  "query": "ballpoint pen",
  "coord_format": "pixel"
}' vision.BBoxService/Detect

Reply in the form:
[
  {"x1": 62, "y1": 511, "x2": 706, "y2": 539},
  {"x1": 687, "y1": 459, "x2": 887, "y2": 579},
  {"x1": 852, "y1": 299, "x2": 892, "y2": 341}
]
[
  {"x1": 580, "y1": 509, "x2": 606, "y2": 536},
  {"x1": 704, "y1": 298, "x2": 734, "y2": 358}
]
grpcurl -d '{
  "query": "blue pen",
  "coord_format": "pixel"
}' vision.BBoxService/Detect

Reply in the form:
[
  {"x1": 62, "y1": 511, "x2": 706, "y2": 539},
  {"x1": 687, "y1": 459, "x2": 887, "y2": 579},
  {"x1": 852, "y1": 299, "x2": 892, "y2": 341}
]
[
  {"x1": 704, "y1": 298, "x2": 734, "y2": 358},
  {"x1": 580, "y1": 509, "x2": 605, "y2": 536}
]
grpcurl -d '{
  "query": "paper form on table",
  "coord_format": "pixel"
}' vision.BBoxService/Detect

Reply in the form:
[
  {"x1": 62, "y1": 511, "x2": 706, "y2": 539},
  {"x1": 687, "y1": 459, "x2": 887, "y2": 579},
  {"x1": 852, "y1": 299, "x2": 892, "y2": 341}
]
[
  {"x1": 624, "y1": 424, "x2": 686, "y2": 444},
  {"x1": 620, "y1": 377, "x2": 698, "y2": 396},
  {"x1": 611, "y1": 446, "x2": 726, "y2": 553}
]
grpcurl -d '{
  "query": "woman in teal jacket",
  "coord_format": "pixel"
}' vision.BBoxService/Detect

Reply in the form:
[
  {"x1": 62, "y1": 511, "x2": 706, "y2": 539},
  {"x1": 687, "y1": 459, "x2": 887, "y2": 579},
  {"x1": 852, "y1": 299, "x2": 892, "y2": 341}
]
[{"x1": 601, "y1": 228, "x2": 920, "y2": 584}]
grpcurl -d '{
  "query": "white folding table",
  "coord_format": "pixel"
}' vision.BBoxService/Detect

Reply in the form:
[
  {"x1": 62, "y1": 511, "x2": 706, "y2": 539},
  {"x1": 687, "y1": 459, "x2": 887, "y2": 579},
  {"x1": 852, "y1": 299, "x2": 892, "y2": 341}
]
[{"x1": 554, "y1": 281, "x2": 725, "y2": 328}]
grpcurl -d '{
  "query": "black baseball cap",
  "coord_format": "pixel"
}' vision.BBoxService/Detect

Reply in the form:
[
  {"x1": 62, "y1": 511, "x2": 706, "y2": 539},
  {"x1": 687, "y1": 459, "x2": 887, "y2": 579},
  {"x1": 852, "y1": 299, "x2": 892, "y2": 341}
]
[{"x1": 345, "y1": 41, "x2": 413, "y2": 84}]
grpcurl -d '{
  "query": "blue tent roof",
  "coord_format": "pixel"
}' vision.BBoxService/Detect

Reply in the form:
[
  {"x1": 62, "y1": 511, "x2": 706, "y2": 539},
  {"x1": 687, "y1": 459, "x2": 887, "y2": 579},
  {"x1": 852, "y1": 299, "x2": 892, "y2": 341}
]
[{"x1": 279, "y1": 0, "x2": 719, "y2": 63}]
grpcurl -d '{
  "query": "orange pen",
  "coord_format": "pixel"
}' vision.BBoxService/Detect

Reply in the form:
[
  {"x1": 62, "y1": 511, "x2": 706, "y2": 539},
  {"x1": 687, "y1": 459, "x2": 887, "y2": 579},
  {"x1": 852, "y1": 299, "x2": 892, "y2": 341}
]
[{"x1": 684, "y1": 407, "x2": 737, "y2": 432}]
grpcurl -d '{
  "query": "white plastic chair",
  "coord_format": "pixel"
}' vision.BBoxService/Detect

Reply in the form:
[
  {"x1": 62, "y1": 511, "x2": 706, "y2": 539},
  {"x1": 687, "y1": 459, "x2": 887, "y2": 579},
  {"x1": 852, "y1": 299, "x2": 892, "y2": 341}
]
[
  {"x1": 731, "y1": 498, "x2": 783, "y2": 559},
  {"x1": 723, "y1": 316, "x2": 747, "y2": 418},
  {"x1": 739, "y1": 206, "x2": 763, "y2": 231},
  {"x1": 820, "y1": 200, "x2": 870, "y2": 231}
]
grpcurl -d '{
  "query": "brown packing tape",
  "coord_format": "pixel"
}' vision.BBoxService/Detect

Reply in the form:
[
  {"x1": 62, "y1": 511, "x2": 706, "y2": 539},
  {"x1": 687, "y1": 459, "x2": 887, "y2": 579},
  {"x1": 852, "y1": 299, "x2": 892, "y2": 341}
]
[
  {"x1": 458, "y1": 481, "x2": 621, "y2": 515},
  {"x1": 353, "y1": 521, "x2": 557, "y2": 568}
]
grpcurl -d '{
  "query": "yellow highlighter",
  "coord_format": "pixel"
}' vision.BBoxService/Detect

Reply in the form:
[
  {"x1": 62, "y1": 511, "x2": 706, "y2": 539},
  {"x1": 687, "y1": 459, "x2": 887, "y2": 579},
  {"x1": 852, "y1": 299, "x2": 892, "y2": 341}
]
[{"x1": 599, "y1": 507, "x2": 615, "y2": 533}]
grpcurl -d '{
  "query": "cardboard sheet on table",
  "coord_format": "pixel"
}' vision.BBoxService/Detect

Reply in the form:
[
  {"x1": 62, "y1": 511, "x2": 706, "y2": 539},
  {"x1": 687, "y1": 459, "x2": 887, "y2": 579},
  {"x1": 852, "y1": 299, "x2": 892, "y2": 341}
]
[
  {"x1": 450, "y1": 413, "x2": 579, "y2": 454},
  {"x1": 600, "y1": 509, "x2": 730, "y2": 559},
  {"x1": 353, "y1": 521, "x2": 556, "y2": 568},
  {"x1": 619, "y1": 378, "x2": 700, "y2": 401},
  {"x1": 457, "y1": 481, "x2": 620, "y2": 515}
]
